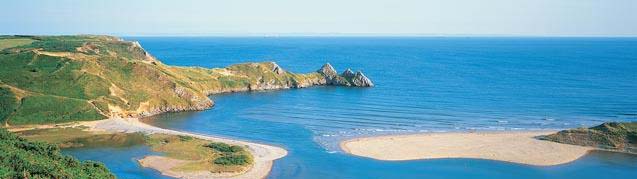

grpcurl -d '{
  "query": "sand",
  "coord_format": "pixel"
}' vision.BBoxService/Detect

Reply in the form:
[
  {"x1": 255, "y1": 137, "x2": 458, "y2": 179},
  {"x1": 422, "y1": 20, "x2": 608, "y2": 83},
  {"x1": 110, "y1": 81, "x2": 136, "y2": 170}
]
[
  {"x1": 80, "y1": 118, "x2": 287, "y2": 179},
  {"x1": 340, "y1": 131, "x2": 593, "y2": 166}
]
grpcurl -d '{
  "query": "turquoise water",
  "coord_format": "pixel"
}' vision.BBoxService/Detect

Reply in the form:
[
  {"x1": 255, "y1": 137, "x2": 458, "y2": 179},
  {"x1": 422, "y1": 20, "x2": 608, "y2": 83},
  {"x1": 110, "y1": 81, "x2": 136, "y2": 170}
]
[{"x1": 64, "y1": 37, "x2": 637, "y2": 178}]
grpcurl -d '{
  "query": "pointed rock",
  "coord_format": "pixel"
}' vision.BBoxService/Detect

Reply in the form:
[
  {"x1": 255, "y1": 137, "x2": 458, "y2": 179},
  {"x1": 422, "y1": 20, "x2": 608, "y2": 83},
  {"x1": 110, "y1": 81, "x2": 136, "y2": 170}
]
[
  {"x1": 352, "y1": 71, "x2": 374, "y2": 87},
  {"x1": 342, "y1": 68, "x2": 355, "y2": 78},
  {"x1": 317, "y1": 63, "x2": 337, "y2": 77}
]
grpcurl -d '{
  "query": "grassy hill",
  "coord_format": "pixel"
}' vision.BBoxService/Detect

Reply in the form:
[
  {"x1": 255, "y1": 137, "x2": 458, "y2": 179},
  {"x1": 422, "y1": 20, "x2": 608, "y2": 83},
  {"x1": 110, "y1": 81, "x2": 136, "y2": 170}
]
[
  {"x1": 0, "y1": 128, "x2": 114, "y2": 178},
  {"x1": 0, "y1": 35, "x2": 371, "y2": 125},
  {"x1": 541, "y1": 122, "x2": 637, "y2": 154}
]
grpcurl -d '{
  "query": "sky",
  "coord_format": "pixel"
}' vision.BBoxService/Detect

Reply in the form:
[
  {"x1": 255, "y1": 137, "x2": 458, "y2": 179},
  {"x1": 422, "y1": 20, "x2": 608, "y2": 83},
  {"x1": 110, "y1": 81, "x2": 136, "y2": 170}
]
[{"x1": 1, "y1": 0, "x2": 636, "y2": 36}]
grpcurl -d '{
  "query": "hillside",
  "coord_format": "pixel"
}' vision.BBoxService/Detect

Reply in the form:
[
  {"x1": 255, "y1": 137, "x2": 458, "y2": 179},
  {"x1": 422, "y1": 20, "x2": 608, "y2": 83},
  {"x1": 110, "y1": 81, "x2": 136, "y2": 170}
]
[
  {"x1": 540, "y1": 122, "x2": 637, "y2": 154},
  {"x1": 0, "y1": 35, "x2": 373, "y2": 125},
  {"x1": 0, "y1": 128, "x2": 114, "y2": 178}
]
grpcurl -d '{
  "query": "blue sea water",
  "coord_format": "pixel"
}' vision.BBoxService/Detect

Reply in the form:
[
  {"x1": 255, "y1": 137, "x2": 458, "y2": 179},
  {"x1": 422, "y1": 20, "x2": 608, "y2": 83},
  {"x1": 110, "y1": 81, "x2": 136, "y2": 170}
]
[{"x1": 64, "y1": 37, "x2": 637, "y2": 178}]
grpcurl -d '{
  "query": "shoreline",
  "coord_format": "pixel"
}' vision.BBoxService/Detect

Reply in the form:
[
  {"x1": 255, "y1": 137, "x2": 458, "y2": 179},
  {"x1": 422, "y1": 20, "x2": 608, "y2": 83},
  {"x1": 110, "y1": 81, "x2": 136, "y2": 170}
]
[
  {"x1": 79, "y1": 118, "x2": 287, "y2": 179},
  {"x1": 340, "y1": 131, "x2": 594, "y2": 166}
]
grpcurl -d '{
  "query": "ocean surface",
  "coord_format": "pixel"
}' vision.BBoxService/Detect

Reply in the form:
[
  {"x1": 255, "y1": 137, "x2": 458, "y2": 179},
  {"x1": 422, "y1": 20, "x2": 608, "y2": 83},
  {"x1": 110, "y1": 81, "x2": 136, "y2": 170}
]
[{"x1": 64, "y1": 37, "x2": 637, "y2": 178}]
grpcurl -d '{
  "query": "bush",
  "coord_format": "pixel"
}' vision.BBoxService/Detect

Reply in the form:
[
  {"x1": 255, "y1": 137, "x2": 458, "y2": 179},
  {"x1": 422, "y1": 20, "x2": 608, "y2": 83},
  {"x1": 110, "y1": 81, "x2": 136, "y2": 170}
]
[
  {"x1": 204, "y1": 142, "x2": 243, "y2": 153},
  {"x1": 213, "y1": 154, "x2": 250, "y2": 166}
]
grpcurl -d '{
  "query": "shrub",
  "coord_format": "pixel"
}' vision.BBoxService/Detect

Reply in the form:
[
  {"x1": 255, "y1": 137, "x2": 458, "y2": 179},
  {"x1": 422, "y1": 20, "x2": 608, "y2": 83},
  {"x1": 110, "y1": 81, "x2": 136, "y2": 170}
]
[
  {"x1": 204, "y1": 142, "x2": 243, "y2": 153},
  {"x1": 213, "y1": 154, "x2": 250, "y2": 166}
]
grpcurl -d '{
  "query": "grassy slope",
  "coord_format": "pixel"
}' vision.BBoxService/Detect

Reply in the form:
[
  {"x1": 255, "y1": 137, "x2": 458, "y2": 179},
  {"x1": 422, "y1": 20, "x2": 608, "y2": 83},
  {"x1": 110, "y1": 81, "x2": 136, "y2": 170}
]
[
  {"x1": 0, "y1": 35, "x2": 324, "y2": 125},
  {"x1": 0, "y1": 128, "x2": 115, "y2": 179},
  {"x1": 541, "y1": 122, "x2": 637, "y2": 153}
]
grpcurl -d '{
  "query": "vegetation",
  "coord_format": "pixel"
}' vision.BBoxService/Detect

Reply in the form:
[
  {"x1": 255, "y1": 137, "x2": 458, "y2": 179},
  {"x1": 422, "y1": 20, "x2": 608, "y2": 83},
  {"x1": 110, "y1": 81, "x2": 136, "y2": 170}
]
[
  {"x1": 213, "y1": 154, "x2": 250, "y2": 166},
  {"x1": 205, "y1": 142, "x2": 244, "y2": 153},
  {"x1": 146, "y1": 134, "x2": 252, "y2": 173},
  {"x1": 0, "y1": 38, "x2": 34, "y2": 50},
  {"x1": 0, "y1": 128, "x2": 115, "y2": 179},
  {"x1": 16, "y1": 127, "x2": 146, "y2": 148},
  {"x1": 0, "y1": 35, "x2": 326, "y2": 125},
  {"x1": 0, "y1": 87, "x2": 17, "y2": 124},
  {"x1": 541, "y1": 122, "x2": 637, "y2": 153},
  {"x1": 205, "y1": 142, "x2": 250, "y2": 165}
]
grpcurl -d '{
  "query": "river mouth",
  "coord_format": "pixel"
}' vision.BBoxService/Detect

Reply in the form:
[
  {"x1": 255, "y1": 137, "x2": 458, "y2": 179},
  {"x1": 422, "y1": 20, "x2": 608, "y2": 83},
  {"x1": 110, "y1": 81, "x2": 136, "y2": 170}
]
[{"x1": 66, "y1": 37, "x2": 637, "y2": 179}]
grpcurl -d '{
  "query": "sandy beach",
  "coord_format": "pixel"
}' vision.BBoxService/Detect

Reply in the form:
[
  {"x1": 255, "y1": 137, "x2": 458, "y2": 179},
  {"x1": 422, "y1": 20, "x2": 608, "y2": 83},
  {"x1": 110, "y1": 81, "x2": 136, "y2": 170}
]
[
  {"x1": 340, "y1": 131, "x2": 593, "y2": 166},
  {"x1": 80, "y1": 118, "x2": 287, "y2": 179}
]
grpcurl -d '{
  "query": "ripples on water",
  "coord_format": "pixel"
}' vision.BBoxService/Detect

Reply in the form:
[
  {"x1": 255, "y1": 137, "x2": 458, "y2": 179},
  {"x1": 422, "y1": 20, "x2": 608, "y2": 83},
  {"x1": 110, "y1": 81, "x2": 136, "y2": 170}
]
[{"x1": 133, "y1": 37, "x2": 637, "y2": 151}]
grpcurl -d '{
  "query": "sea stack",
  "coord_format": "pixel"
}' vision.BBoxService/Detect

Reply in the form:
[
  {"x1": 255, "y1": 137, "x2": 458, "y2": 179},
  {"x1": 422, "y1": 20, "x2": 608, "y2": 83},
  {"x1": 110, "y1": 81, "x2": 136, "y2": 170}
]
[{"x1": 317, "y1": 63, "x2": 373, "y2": 87}]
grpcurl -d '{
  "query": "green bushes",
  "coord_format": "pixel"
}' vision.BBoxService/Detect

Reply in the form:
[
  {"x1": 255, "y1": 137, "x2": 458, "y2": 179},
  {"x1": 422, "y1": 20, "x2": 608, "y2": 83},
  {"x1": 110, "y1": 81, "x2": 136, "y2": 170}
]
[
  {"x1": 0, "y1": 129, "x2": 115, "y2": 179},
  {"x1": 204, "y1": 142, "x2": 243, "y2": 153},
  {"x1": 204, "y1": 142, "x2": 250, "y2": 166},
  {"x1": 213, "y1": 154, "x2": 250, "y2": 165}
]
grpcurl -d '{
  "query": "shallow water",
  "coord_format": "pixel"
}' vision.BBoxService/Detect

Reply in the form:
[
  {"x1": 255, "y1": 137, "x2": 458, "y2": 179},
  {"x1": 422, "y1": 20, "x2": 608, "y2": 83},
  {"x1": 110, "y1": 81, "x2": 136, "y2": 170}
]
[{"x1": 64, "y1": 37, "x2": 637, "y2": 178}]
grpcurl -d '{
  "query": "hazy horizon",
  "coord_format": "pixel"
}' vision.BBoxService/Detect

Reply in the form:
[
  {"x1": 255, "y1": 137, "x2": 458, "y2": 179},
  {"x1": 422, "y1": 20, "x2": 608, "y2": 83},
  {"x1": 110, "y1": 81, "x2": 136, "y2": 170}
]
[{"x1": 2, "y1": 0, "x2": 636, "y2": 37}]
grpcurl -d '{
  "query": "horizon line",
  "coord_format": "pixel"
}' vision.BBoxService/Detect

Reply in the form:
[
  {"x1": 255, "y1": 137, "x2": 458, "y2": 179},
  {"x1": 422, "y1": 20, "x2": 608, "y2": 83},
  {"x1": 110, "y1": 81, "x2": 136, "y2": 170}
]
[{"x1": 2, "y1": 33, "x2": 637, "y2": 38}]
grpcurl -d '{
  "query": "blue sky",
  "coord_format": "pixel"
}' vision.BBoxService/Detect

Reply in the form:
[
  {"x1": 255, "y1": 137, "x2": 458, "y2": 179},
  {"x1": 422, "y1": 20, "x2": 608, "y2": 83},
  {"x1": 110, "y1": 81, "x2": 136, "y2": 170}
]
[{"x1": 2, "y1": 0, "x2": 636, "y2": 36}]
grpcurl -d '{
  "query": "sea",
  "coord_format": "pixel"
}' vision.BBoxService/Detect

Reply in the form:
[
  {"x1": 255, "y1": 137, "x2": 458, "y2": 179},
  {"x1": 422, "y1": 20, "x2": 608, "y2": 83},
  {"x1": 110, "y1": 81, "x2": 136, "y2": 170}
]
[{"x1": 63, "y1": 37, "x2": 637, "y2": 179}]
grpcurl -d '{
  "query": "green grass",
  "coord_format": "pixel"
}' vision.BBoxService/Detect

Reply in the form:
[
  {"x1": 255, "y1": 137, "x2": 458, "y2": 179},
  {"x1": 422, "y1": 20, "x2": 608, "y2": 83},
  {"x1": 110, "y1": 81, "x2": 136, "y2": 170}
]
[
  {"x1": 16, "y1": 127, "x2": 146, "y2": 148},
  {"x1": 0, "y1": 38, "x2": 35, "y2": 50},
  {"x1": 0, "y1": 129, "x2": 115, "y2": 179},
  {"x1": 9, "y1": 95, "x2": 105, "y2": 125}
]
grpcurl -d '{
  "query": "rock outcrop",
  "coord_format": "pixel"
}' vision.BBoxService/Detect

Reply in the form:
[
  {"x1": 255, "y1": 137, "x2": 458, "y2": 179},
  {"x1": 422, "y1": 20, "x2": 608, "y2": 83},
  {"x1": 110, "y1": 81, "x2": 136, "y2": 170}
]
[{"x1": 317, "y1": 63, "x2": 374, "y2": 87}]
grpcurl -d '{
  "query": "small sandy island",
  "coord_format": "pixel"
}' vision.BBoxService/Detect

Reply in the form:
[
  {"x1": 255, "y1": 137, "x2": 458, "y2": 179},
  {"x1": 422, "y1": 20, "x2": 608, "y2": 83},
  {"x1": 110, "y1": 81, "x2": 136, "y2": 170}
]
[
  {"x1": 341, "y1": 131, "x2": 593, "y2": 166},
  {"x1": 80, "y1": 118, "x2": 287, "y2": 179}
]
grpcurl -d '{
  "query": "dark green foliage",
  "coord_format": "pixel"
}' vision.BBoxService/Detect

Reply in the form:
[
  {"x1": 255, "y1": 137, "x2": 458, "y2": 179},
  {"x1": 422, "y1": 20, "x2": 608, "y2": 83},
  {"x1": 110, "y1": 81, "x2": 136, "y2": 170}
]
[
  {"x1": 0, "y1": 129, "x2": 115, "y2": 179},
  {"x1": 213, "y1": 154, "x2": 250, "y2": 166},
  {"x1": 204, "y1": 142, "x2": 243, "y2": 153},
  {"x1": 205, "y1": 142, "x2": 249, "y2": 166},
  {"x1": 0, "y1": 87, "x2": 17, "y2": 123}
]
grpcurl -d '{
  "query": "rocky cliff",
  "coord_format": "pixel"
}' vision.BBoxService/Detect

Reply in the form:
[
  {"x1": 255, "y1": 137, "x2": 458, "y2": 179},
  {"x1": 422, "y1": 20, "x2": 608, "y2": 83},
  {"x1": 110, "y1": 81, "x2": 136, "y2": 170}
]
[
  {"x1": 0, "y1": 35, "x2": 373, "y2": 125},
  {"x1": 540, "y1": 122, "x2": 637, "y2": 154}
]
